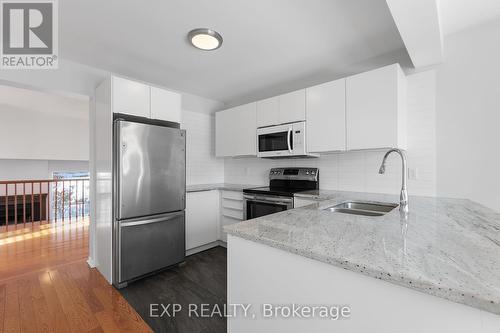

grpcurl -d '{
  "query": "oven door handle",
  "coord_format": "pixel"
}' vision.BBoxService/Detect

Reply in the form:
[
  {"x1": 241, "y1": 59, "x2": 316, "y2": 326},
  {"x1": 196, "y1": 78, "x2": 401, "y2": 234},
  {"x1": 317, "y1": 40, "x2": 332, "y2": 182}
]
[
  {"x1": 244, "y1": 194, "x2": 293, "y2": 203},
  {"x1": 247, "y1": 199, "x2": 292, "y2": 206},
  {"x1": 287, "y1": 128, "x2": 292, "y2": 153}
]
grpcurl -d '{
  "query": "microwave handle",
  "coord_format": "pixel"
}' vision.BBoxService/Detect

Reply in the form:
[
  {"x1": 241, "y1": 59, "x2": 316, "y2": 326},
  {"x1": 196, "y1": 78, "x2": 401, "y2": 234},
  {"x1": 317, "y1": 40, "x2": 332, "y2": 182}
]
[{"x1": 287, "y1": 128, "x2": 292, "y2": 153}]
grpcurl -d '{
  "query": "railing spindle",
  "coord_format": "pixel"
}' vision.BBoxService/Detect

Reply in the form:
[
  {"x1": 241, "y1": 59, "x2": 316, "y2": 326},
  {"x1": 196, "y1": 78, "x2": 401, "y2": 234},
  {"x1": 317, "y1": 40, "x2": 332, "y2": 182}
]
[
  {"x1": 39, "y1": 182, "x2": 42, "y2": 224},
  {"x1": 82, "y1": 180, "x2": 85, "y2": 218},
  {"x1": 23, "y1": 182, "x2": 26, "y2": 225},
  {"x1": 75, "y1": 180, "x2": 79, "y2": 220},
  {"x1": 5, "y1": 184, "x2": 8, "y2": 231},
  {"x1": 54, "y1": 180, "x2": 58, "y2": 222},
  {"x1": 62, "y1": 180, "x2": 65, "y2": 222},
  {"x1": 47, "y1": 181, "x2": 50, "y2": 222},
  {"x1": 14, "y1": 184, "x2": 17, "y2": 226},
  {"x1": 69, "y1": 180, "x2": 72, "y2": 222},
  {"x1": 31, "y1": 182, "x2": 34, "y2": 223}
]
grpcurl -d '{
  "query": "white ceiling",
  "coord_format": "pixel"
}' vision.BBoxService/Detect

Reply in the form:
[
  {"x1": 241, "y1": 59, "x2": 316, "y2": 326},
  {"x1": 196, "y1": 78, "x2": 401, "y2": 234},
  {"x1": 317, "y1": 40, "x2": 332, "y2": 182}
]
[
  {"x1": 60, "y1": 0, "x2": 408, "y2": 104},
  {"x1": 439, "y1": 0, "x2": 500, "y2": 35}
]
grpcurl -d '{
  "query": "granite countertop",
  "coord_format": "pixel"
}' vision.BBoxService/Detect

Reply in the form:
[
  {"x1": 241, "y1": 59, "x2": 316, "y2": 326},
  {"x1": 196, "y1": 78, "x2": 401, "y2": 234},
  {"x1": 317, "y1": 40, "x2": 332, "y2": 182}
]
[
  {"x1": 224, "y1": 190, "x2": 500, "y2": 315},
  {"x1": 186, "y1": 183, "x2": 262, "y2": 193}
]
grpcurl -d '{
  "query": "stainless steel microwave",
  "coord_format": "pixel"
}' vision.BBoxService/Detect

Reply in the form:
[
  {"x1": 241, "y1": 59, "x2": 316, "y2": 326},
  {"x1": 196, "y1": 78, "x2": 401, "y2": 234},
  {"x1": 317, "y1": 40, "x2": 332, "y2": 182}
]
[{"x1": 257, "y1": 121, "x2": 318, "y2": 158}]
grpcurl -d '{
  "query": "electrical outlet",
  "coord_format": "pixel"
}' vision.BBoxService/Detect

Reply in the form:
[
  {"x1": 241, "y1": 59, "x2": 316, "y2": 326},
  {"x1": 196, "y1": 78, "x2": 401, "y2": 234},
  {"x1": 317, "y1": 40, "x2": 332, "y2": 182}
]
[{"x1": 408, "y1": 167, "x2": 418, "y2": 180}]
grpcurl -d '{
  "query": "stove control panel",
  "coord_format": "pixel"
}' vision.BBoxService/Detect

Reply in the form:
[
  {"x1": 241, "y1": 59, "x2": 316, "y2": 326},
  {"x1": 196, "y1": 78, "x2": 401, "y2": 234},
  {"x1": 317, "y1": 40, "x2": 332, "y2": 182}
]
[{"x1": 269, "y1": 167, "x2": 319, "y2": 181}]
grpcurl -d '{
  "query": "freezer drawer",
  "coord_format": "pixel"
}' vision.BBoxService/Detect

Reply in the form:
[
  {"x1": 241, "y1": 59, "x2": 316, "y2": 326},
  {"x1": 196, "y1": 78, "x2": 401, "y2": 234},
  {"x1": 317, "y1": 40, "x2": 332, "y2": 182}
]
[
  {"x1": 116, "y1": 211, "x2": 185, "y2": 284},
  {"x1": 115, "y1": 119, "x2": 186, "y2": 220}
]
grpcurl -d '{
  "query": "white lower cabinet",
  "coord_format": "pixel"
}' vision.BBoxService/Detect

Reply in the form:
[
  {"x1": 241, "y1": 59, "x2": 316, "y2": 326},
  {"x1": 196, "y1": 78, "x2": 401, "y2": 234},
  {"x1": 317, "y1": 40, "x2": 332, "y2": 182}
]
[
  {"x1": 185, "y1": 190, "x2": 219, "y2": 250},
  {"x1": 294, "y1": 197, "x2": 318, "y2": 208},
  {"x1": 220, "y1": 190, "x2": 244, "y2": 242}
]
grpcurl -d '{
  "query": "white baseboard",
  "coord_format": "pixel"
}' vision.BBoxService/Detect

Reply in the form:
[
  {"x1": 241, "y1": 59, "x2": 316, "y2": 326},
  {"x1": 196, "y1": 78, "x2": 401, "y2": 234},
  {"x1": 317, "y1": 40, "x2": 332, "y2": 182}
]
[
  {"x1": 186, "y1": 240, "x2": 226, "y2": 256},
  {"x1": 87, "y1": 257, "x2": 96, "y2": 268}
]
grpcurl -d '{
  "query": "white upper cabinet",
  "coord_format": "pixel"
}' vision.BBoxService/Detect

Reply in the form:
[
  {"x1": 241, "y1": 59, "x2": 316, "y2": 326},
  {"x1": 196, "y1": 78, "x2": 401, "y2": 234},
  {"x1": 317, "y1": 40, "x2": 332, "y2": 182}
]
[
  {"x1": 111, "y1": 76, "x2": 182, "y2": 123},
  {"x1": 112, "y1": 76, "x2": 150, "y2": 117},
  {"x1": 346, "y1": 64, "x2": 407, "y2": 150},
  {"x1": 257, "y1": 90, "x2": 306, "y2": 127},
  {"x1": 306, "y1": 79, "x2": 346, "y2": 153},
  {"x1": 150, "y1": 86, "x2": 181, "y2": 123},
  {"x1": 279, "y1": 89, "x2": 306, "y2": 124},
  {"x1": 256, "y1": 97, "x2": 279, "y2": 127},
  {"x1": 216, "y1": 109, "x2": 234, "y2": 157},
  {"x1": 216, "y1": 102, "x2": 257, "y2": 157},
  {"x1": 215, "y1": 64, "x2": 406, "y2": 157}
]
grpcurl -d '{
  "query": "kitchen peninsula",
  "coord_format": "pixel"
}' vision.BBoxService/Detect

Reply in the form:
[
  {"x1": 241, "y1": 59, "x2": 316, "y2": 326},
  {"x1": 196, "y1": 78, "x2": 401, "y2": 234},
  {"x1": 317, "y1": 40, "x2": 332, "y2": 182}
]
[{"x1": 225, "y1": 191, "x2": 500, "y2": 332}]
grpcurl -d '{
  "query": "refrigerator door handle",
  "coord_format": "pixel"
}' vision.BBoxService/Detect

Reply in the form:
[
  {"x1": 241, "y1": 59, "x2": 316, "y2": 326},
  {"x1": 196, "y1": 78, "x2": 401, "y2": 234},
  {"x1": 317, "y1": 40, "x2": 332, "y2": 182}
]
[{"x1": 120, "y1": 211, "x2": 184, "y2": 227}]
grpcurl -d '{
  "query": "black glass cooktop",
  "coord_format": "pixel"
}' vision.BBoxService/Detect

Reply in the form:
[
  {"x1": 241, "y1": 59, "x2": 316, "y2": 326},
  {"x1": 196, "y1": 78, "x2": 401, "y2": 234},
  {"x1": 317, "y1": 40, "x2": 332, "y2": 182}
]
[{"x1": 243, "y1": 186, "x2": 308, "y2": 197}]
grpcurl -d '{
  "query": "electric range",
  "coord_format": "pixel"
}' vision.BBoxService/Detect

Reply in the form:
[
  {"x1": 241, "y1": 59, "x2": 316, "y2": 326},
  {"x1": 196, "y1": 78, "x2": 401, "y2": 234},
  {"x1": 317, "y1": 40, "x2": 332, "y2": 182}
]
[{"x1": 243, "y1": 167, "x2": 319, "y2": 220}]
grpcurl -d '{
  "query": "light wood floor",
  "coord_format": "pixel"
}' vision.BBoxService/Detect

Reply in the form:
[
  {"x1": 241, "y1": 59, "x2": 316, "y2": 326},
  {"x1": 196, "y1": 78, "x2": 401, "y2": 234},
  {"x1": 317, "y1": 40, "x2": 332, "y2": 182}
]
[{"x1": 0, "y1": 219, "x2": 153, "y2": 333}]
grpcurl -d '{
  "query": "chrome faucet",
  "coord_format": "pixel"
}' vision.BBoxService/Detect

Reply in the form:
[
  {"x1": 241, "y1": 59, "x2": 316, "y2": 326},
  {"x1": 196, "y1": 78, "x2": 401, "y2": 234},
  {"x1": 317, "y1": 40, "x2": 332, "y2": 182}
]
[{"x1": 378, "y1": 148, "x2": 409, "y2": 213}]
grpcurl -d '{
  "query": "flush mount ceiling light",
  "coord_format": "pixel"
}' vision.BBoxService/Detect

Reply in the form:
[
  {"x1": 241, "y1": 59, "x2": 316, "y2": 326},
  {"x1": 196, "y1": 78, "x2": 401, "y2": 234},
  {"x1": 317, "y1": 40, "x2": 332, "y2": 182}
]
[{"x1": 188, "y1": 28, "x2": 223, "y2": 51}]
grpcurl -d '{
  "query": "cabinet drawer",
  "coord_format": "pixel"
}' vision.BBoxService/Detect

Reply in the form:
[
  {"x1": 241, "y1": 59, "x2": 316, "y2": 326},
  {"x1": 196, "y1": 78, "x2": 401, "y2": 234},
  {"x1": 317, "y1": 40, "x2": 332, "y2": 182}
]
[
  {"x1": 222, "y1": 199, "x2": 243, "y2": 210},
  {"x1": 222, "y1": 207, "x2": 243, "y2": 220},
  {"x1": 118, "y1": 212, "x2": 185, "y2": 283},
  {"x1": 221, "y1": 190, "x2": 243, "y2": 201}
]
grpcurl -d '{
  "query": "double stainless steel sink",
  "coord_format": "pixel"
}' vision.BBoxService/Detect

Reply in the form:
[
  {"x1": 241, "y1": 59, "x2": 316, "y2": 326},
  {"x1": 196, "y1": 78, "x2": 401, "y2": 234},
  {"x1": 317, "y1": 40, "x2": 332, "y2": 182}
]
[{"x1": 324, "y1": 201, "x2": 398, "y2": 217}]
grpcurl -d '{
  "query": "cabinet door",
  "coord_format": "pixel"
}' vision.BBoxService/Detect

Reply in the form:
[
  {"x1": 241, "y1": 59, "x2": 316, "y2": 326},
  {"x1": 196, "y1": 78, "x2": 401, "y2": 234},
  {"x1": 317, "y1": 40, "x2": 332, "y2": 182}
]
[
  {"x1": 112, "y1": 76, "x2": 150, "y2": 117},
  {"x1": 256, "y1": 97, "x2": 279, "y2": 127},
  {"x1": 306, "y1": 79, "x2": 346, "y2": 152},
  {"x1": 215, "y1": 108, "x2": 235, "y2": 157},
  {"x1": 279, "y1": 89, "x2": 306, "y2": 124},
  {"x1": 186, "y1": 190, "x2": 219, "y2": 250},
  {"x1": 234, "y1": 103, "x2": 257, "y2": 156},
  {"x1": 216, "y1": 103, "x2": 257, "y2": 157},
  {"x1": 293, "y1": 197, "x2": 317, "y2": 208},
  {"x1": 346, "y1": 64, "x2": 406, "y2": 150},
  {"x1": 150, "y1": 86, "x2": 181, "y2": 123}
]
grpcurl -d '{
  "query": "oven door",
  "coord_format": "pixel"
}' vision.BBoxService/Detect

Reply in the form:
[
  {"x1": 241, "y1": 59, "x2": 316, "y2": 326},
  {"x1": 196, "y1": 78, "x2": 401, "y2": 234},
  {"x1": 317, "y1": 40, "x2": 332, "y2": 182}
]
[{"x1": 244, "y1": 194, "x2": 294, "y2": 220}]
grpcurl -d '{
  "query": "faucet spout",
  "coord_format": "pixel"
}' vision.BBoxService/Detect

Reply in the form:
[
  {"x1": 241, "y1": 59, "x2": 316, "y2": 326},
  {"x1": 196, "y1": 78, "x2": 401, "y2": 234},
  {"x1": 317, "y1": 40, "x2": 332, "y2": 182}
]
[{"x1": 378, "y1": 148, "x2": 409, "y2": 213}]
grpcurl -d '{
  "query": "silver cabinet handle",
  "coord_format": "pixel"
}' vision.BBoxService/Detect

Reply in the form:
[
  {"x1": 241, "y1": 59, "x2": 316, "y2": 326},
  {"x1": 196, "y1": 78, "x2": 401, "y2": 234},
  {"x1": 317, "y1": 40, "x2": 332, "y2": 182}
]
[
  {"x1": 120, "y1": 211, "x2": 183, "y2": 227},
  {"x1": 244, "y1": 197, "x2": 293, "y2": 205},
  {"x1": 250, "y1": 200, "x2": 291, "y2": 206},
  {"x1": 287, "y1": 128, "x2": 292, "y2": 153}
]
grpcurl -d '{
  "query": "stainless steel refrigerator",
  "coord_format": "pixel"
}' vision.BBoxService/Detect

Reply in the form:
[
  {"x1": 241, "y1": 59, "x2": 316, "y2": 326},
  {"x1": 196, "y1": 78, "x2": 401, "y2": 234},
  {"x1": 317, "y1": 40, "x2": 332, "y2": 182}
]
[{"x1": 112, "y1": 115, "x2": 186, "y2": 288}]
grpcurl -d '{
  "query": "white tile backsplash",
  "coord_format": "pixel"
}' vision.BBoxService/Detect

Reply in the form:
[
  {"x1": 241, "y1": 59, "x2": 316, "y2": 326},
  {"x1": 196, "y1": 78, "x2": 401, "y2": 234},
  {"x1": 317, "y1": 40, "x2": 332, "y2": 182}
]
[{"x1": 224, "y1": 70, "x2": 437, "y2": 196}]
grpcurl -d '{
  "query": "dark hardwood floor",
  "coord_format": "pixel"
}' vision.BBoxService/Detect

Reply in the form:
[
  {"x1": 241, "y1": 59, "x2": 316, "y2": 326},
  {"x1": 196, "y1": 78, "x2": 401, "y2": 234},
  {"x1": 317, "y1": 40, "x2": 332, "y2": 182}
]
[{"x1": 119, "y1": 246, "x2": 227, "y2": 333}]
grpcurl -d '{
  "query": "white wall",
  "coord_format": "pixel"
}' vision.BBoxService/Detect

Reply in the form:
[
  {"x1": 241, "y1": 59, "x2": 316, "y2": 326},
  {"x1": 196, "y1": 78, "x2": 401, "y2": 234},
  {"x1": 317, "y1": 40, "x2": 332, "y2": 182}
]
[
  {"x1": 435, "y1": 19, "x2": 500, "y2": 212},
  {"x1": 225, "y1": 70, "x2": 437, "y2": 197},
  {"x1": 181, "y1": 110, "x2": 224, "y2": 185},
  {"x1": 0, "y1": 159, "x2": 89, "y2": 180},
  {"x1": 0, "y1": 59, "x2": 107, "y2": 98},
  {"x1": 0, "y1": 85, "x2": 89, "y2": 161}
]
